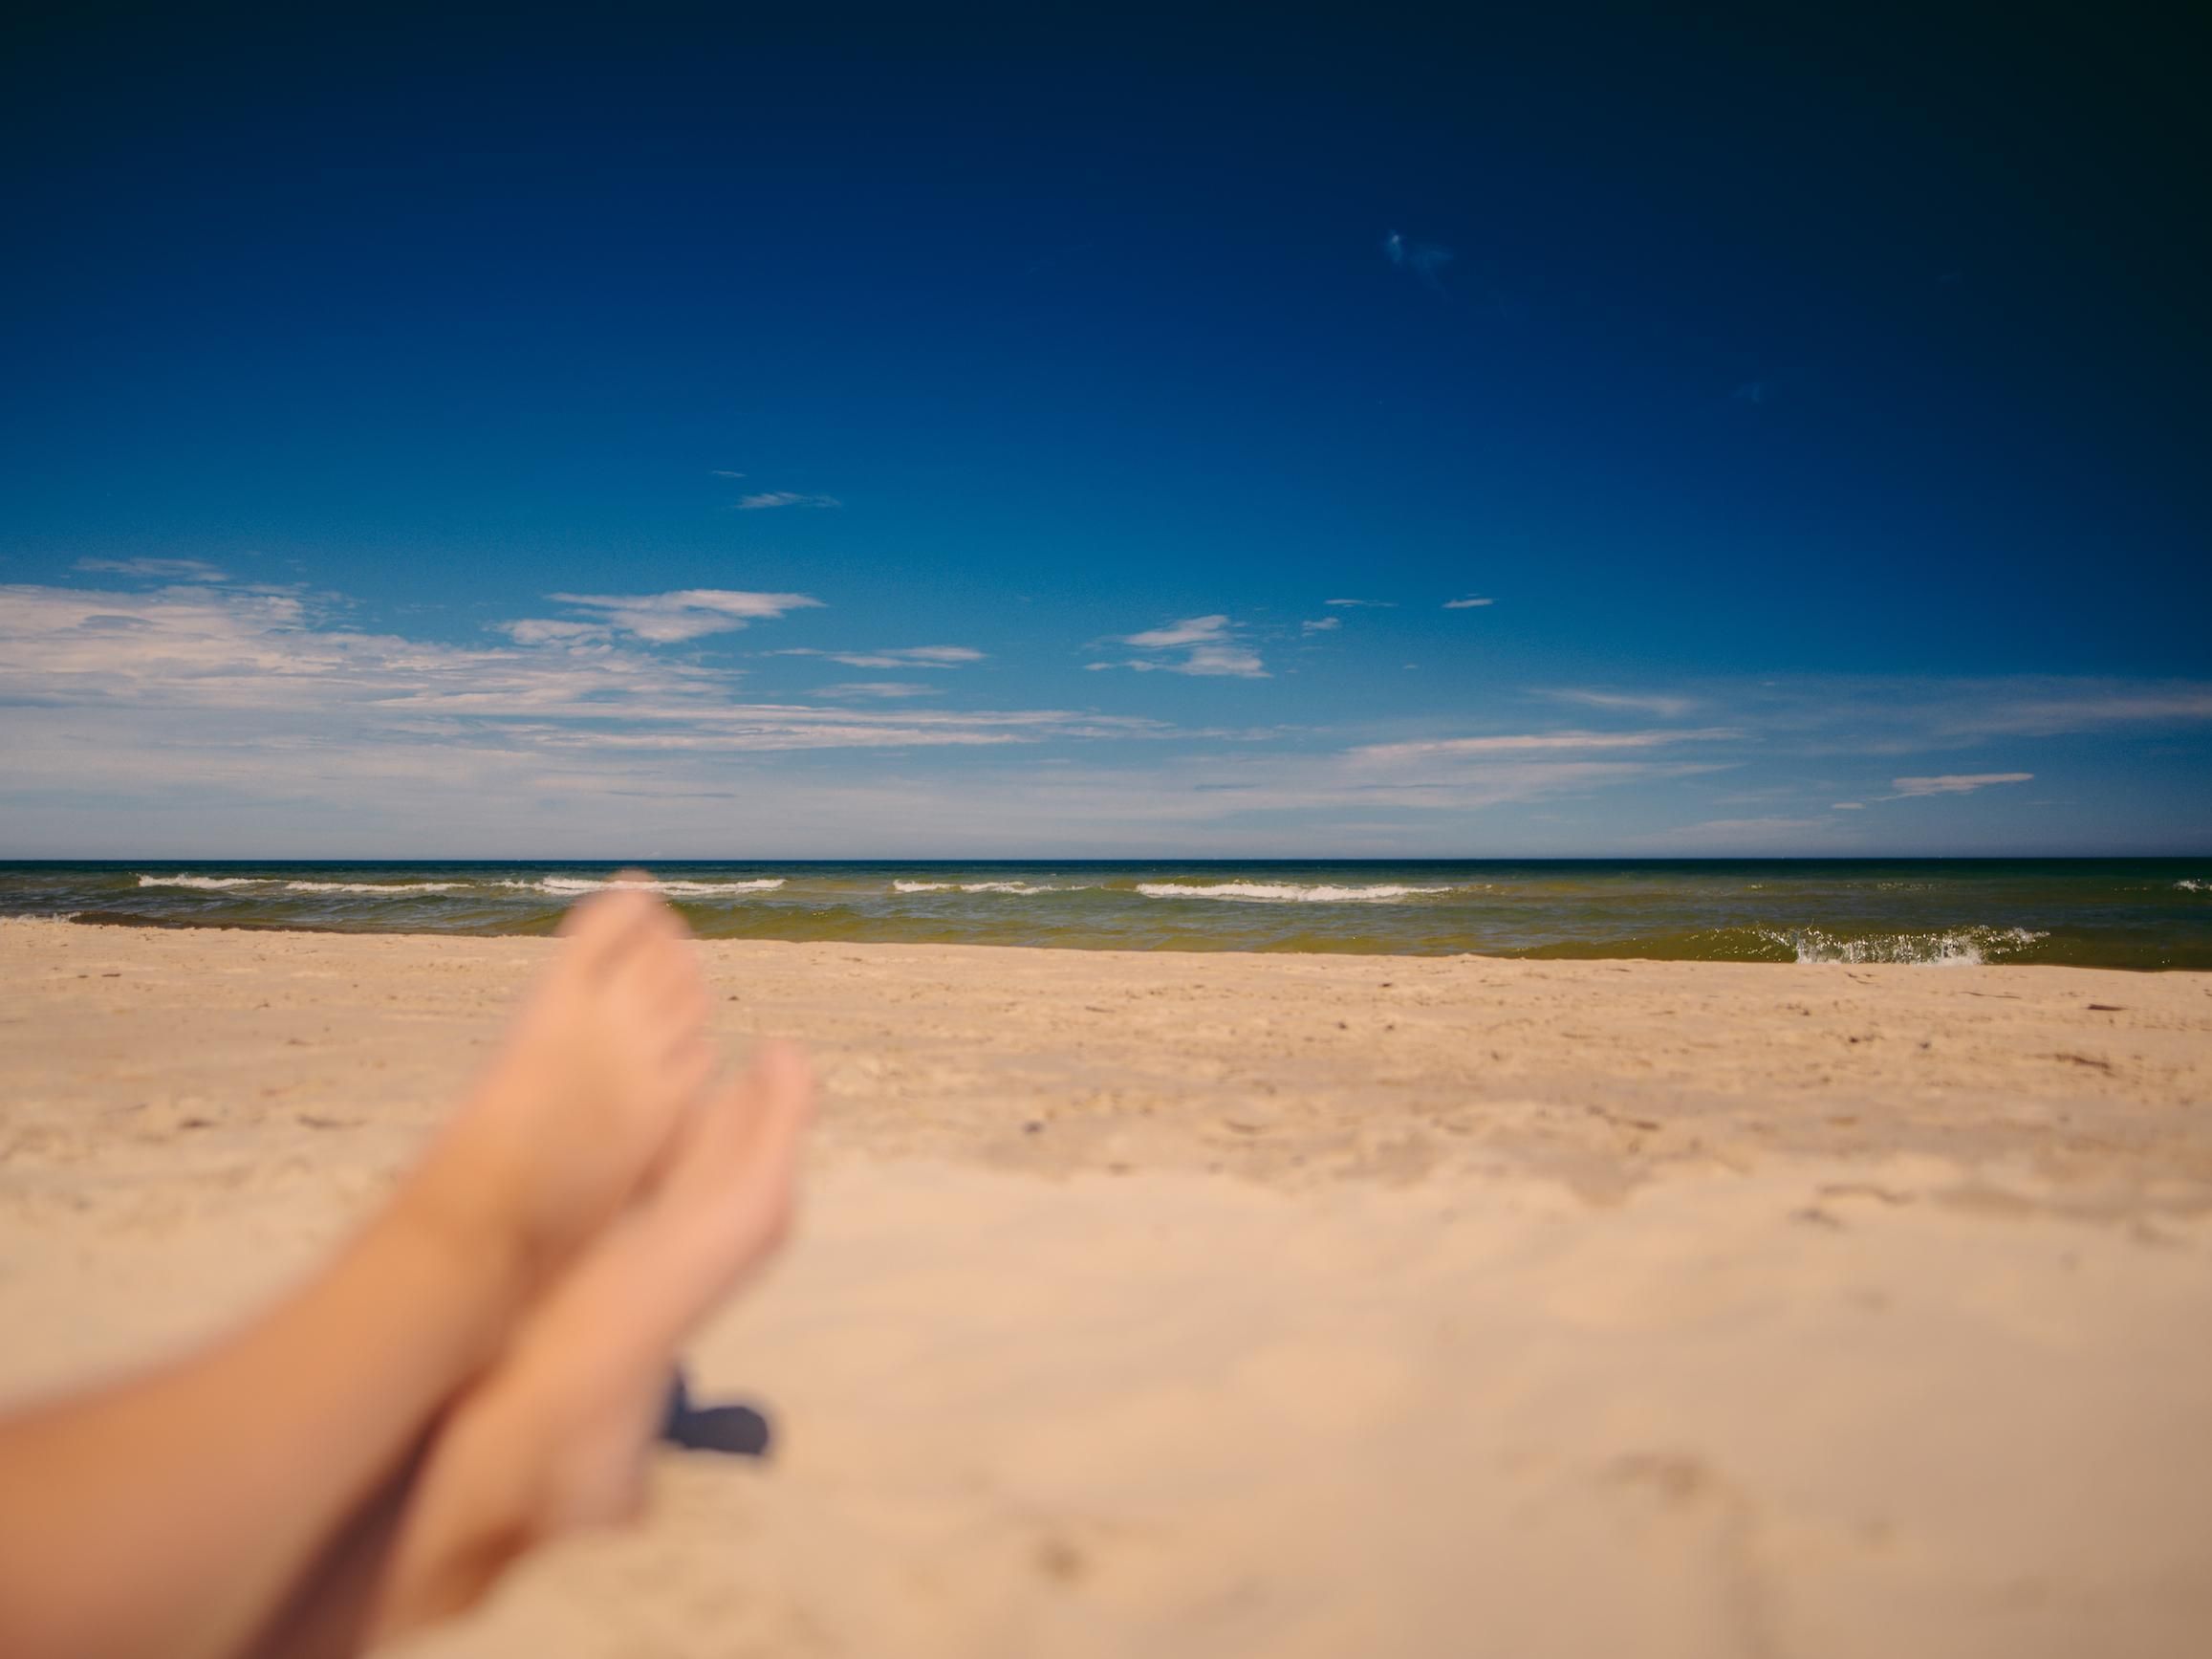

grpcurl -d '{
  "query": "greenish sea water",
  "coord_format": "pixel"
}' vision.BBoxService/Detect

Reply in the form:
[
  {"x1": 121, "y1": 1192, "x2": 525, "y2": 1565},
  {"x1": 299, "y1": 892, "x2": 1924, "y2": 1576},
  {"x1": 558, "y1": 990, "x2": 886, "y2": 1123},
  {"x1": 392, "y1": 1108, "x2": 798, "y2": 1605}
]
[{"x1": 4, "y1": 861, "x2": 2208, "y2": 970}]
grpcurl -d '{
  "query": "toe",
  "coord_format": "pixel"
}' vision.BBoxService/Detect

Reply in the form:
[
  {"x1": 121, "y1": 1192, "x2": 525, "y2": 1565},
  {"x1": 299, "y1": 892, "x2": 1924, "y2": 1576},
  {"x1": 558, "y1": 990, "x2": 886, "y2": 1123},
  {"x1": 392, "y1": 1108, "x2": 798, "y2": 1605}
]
[
  {"x1": 571, "y1": 1041, "x2": 815, "y2": 1357},
  {"x1": 559, "y1": 886, "x2": 651, "y2": 944},
  {"x1": 570, "y1": 890, "x2": 679, "y2": 978},
  {"x1": 665, "y1": 1040, "x2": 814, "y2": 1274}
]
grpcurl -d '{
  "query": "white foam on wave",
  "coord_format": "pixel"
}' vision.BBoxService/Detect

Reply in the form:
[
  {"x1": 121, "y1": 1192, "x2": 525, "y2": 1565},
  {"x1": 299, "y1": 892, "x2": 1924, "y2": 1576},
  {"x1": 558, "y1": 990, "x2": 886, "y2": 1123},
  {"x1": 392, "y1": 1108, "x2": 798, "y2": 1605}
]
[
  {"x1": 1767, "y1": 925, "x2": 2047, "y2": 967},
  {"x1": 2178, "y1": 879, "x2": 2207, "y2": 892},
  {"x1": 281, "y1": 881, "x2": 466, "y2": 894},
  {"x1": 1135, "y1": 882, "x2": 1447, "y2": 905},
  {"x1": 892, "y1": 880, "x2": 1073, "y2": 895},
  {"x1": 508, "y1": 877, "x2": 787, "y2": 897},
  {"x1": 141, "y1": 872, "x2": 787, "y2": 899}
]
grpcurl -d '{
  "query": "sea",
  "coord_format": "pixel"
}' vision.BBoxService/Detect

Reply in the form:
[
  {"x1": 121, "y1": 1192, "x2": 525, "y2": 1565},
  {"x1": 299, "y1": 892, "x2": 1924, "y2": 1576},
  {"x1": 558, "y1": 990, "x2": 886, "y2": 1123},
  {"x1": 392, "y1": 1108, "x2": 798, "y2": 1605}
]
[{"x1": 2, "y1": 860, "x2": 2208, "y2": 970}]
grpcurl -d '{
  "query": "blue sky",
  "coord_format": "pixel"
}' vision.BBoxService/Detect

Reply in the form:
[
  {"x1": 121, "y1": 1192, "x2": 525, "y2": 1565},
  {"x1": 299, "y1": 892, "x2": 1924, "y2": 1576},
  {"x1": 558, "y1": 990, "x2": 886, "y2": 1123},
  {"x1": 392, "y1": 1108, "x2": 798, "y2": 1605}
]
[{"x1": 2, "y1": 8, "x2": 2207, "y2": 856}]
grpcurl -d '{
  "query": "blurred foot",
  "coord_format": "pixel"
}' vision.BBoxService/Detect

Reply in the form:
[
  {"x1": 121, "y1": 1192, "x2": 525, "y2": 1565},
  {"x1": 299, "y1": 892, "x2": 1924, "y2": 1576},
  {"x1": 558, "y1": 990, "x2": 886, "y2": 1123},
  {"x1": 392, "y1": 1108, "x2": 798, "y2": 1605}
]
[
  {"x1": 375, "y1": 1041, "x2": 814, "y2": 1633},
  {"x1": 409, "y1": 875, "x2": 716, "y2": 1284}
]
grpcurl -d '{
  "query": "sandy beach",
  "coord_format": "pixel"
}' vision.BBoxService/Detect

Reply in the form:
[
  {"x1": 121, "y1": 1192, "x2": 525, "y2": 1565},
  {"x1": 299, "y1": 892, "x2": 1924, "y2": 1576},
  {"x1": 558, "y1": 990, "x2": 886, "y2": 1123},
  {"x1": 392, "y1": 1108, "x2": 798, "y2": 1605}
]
[{"x1": 3, "y1": 916, "x2": 2210, "y2": 1657}]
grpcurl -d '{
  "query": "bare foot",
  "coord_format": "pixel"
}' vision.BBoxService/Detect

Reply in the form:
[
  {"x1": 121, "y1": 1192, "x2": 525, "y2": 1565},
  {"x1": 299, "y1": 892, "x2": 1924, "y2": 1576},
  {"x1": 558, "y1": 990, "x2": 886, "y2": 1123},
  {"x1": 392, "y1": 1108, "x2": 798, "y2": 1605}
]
[
  {"x1": 406, "y1": 876, "x2": 717, "y2": 1287},
  {"x1": 373, "y1": 1041, "x2": 814, "y2": 1633}
]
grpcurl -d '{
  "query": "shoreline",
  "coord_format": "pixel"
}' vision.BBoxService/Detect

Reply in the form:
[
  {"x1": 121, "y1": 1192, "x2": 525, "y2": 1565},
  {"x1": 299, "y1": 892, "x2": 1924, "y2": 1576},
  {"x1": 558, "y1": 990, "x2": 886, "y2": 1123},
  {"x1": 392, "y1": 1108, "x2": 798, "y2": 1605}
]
[
  {"x1": 11, "y1": 859, "x2": 2208, "y2": 971},
  {"x1": 24, "y1": 910, "x2": 2202, "y2": 971},
  {"x1": 6, "y1": 919, "x2": 2212, "y2": 1653}
]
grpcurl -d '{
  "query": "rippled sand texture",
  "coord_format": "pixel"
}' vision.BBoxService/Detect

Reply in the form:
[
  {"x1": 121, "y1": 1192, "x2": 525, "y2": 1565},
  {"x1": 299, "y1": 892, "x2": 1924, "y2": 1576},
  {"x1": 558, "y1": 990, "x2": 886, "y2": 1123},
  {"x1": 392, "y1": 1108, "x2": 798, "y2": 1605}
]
[{"x1": 3, "y1": 919, "x2": 2211, "y2": 1657}]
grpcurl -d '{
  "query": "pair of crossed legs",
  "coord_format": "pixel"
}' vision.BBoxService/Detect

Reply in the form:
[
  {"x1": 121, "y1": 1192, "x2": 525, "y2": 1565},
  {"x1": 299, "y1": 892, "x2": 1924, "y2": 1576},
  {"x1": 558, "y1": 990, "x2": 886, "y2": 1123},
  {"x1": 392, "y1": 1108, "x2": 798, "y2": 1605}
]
[{"x1": 0, "y1": 883, "x2": 813, "y2": 1659}]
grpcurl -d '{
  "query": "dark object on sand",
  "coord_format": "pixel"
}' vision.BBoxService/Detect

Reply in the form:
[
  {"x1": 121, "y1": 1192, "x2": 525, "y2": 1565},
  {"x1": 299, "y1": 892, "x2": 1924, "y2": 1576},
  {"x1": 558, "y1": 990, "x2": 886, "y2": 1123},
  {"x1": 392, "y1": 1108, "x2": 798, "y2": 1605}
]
[{"x1": 659, "y1": 1369, "x2": 772, "y2": 1457}]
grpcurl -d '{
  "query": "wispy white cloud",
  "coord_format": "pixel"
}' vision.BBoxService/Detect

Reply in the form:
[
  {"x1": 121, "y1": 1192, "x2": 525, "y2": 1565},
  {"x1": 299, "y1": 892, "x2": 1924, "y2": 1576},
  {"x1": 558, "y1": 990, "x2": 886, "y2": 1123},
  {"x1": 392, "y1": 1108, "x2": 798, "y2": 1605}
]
[
  {"x1": 500, "y1": 619, "x2": 604, "y2": 645},
  {"x1": 774, "y1": 645, "x2": 984, "y2": 669},
  {"x1": 505, "y1": 589, "x2": 822, "y2": 644},
  {"x1": 1926, "y1": 689, "x2": 2212, "y2": 740},
  {"x1": 708, "y1": 469, "x2": 747, "y2": 478},
  {"x1": 1325, "y1": 598, "x2": 1394, "y2": 608},
  {"x1": 73, "y1": 557, "x2": 228, "y2": 582},
  {"x1": 1598, "y1": 676, "x2": 2212, "y2": 756},
  {"x1": 1352, "y1": 728, "x2": 1739, "y2": 762},
  {"x1": 1539, "y1": 688, "x2": 1699, "y2": 719},
  {"x1": 736, "y1": 491, "x2": 841, "y2": 511},
  {"x1": 1123, "y1": 616, "x2": 1230, "y2": 649},
  {"x1": 1302, "y1": 617, "x2": 1341, "y2": 634},
  {"x1": 5, "y1": 574, "x2": 2204, "y2": 857},
  {"x1": 1175, "y1": 644, "x2": 1268, "y2": 677},
  {"x1": 1092, "y1": 615, "x2": 1267, "y2": 679},
  {"x1": 3, "y1": 581, "x2": 706, "y2": 718},
  {"x1": 1443, "y1": 595, "x2": 1493, "y2": 609},
  {"x1": 814, "y1": 682, "x2": 940, "y2": 699},
  {"x1": 1886, "y1": 772, "x2": 2033, "y2": 798},
  {"x1": 0, "y1": 582, "x2": 1146, "y2": 760}
]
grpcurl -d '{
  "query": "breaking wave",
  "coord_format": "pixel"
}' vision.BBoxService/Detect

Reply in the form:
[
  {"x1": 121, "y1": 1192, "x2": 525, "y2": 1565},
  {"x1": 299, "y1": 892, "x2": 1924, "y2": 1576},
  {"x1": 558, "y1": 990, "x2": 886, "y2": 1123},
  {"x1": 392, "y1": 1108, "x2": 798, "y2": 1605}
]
[
  {"x1": 1762, "y1": 925, "x2": 2048, "y2": 966},
  {"x1": 281, "y1": 881, "x2": 466, "y2": 894},
  {"x1": 893, "y1": 880, "x2": 1072, "y2": 895},
  {"x1": 1136, "y1": 882, "x2": 1447, "y2": 904},
  {"x1": 141, "y1": 873, "x2": 783, "y2": 899},
  {"x1": 505, "y1": 877, "x2": 786, "y2": 897}
]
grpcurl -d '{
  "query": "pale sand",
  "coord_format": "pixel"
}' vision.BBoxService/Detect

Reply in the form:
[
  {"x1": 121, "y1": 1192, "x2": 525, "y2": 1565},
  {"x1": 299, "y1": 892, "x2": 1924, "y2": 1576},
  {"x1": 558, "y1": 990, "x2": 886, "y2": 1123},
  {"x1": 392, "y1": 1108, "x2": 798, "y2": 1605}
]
[{"x1": 3, "y1": 919, "x2": 2211, "y2": 1657}]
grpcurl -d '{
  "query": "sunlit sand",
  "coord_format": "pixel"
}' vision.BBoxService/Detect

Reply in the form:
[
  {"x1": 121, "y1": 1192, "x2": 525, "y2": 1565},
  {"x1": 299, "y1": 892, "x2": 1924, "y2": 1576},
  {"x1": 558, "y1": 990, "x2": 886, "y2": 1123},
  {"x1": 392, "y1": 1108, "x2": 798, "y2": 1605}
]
[{"x1": 4, "y1": 919, "x2": 2208, "y2": 1655}]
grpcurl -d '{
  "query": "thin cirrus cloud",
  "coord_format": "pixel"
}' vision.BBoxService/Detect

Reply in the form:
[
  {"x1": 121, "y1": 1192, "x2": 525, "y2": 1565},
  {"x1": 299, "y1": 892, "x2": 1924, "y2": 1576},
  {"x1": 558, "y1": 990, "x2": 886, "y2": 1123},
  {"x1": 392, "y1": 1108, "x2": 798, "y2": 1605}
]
[
  {"x1": 1088, "y1": 615, "x2": 1268, "y2": 679},
  {"x1": 1551, "y1": 676, "x2": 2212, "y2": 755},
  {"x1": 775, "y1": 645, "x2": 985, "y2": 669},
  {"x1": 12, "y1": 564, "x2": 2212, "y2": 854},
  {"x1": 736, "y1": 491, "x2": 841, "y2": 511},
  {"x1": 708, "y1": 469, "x2": 747, "y2": 479},
  {"x1": 1124, "y1": 617, "x2": 1232, "y2": 649},
  {"x1": 1927, "y1": 687, "x2": 2212, "y2": 740},
  {"x1": 1539, "y1": 688, "x2": 1700, "y2": 719},
  {"x1": 74, "y1": 557, "x2": 228, "y2": 582},
  {"x1": 1302, "y1": 617, "x2": 1341, "y2": 634},
  {"x1": 0, "y1": 580, "x2": 1174, "y2": 790},
  {"x1": 1352, "y1": 728, "x2": 1740, "y2": 762},
  {"x1": 0, "y1": 569, "x2": 1763, "y2": 853},
  {"x1": 1443, "y1": 595, "x2": 1494, "y2": 609},
  {"x1": 1325, "y1": 598, "x2": 1395, "y2": 608},
  {"x1": 814, "y1": 682, "x2": 941, "y2": 699},
  {"x1": 505, "y1": 589, "x2": 822, "y2": 644},
  {"x1": 1885, "y1": 772, "x2": 2034, "y2": 798}
]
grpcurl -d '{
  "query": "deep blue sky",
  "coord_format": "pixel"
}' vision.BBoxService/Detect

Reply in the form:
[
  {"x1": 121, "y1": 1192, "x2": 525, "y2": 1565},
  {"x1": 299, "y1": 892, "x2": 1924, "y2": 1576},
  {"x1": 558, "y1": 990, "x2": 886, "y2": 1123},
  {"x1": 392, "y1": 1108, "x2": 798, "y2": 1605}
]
[{"x1": 2, "y1": 5, "x2": 2207, "y2": 856}]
